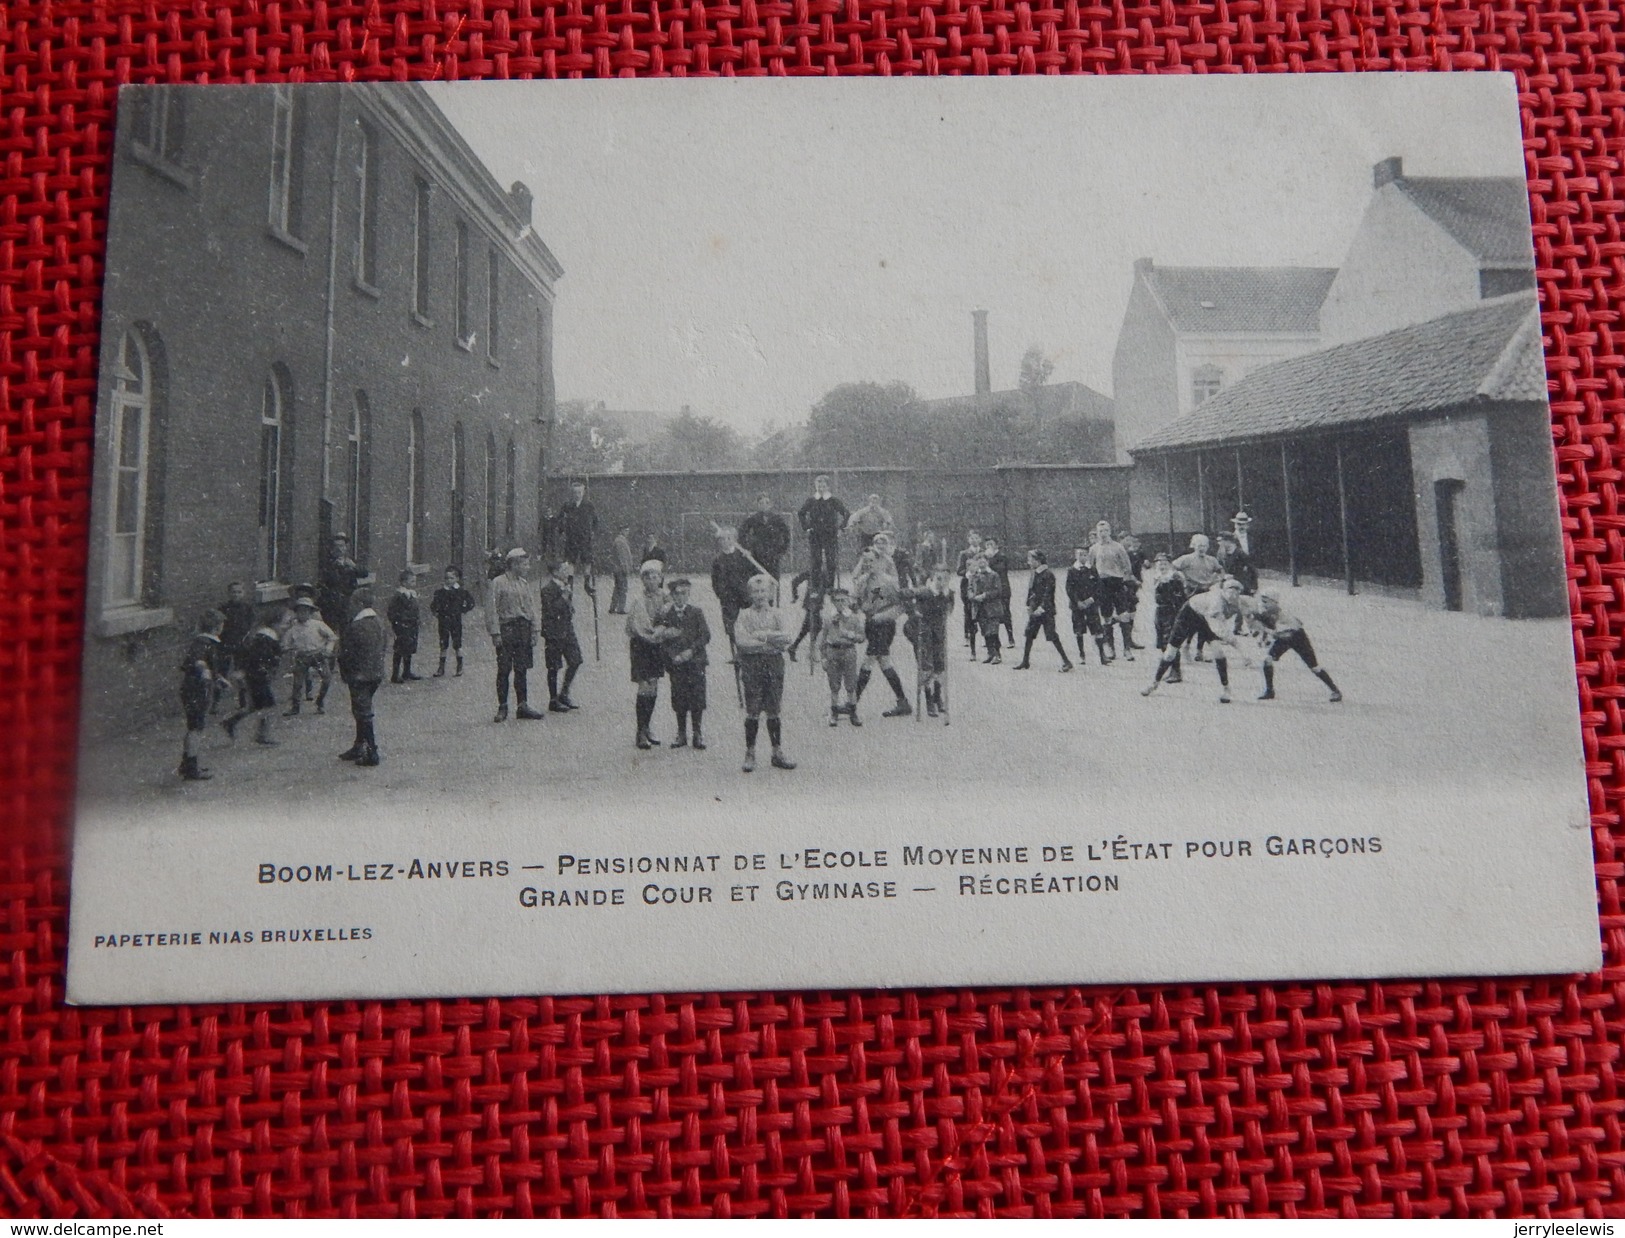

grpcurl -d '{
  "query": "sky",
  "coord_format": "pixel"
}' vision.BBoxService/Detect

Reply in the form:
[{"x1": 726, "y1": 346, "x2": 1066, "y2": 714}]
[{"x1": 425, "y1": 74, "x2": 1529, "y2": 433}]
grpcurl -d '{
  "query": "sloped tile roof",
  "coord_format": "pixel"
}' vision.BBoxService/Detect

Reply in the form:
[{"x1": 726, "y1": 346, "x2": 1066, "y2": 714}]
[
  {"x1": 1144, "y1": 265, "x2": 1338, "y2": 334},
  {"x1": 1131, "y1": 296, "x2": 1545, "y2": 453},
  {"x1": 1399, "y1": 177, "x2": 1534, "y2": 267}
]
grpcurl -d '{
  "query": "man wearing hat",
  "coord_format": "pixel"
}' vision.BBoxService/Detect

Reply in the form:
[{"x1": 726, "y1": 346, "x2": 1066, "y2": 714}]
[
  {"x1": 485, "y1": 548, "x2": 544, "y2": 723},
  {"x1": 281, "y1": 595, "x2": 337, "y2": 716}
]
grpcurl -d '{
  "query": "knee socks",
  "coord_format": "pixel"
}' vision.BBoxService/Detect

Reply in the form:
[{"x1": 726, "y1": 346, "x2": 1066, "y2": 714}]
[
  {"x1": 882, "y1": 667, "x2": 907, "y2": 701},
  {"x1": 635, "y1": 694, "x2": 655, "y2": 733},
  {"x1": 745, "y1": 717, "x2": 760, "y2": 749},
  {"x1": 547, "y1": 668, "x2": 560, "y2": 701},
  {"x1": 856, "y1": 667, "x2": 872, "y2": 700},
  {"x1": 766, "y1": 718, "x2": 782, "y2": 748}
]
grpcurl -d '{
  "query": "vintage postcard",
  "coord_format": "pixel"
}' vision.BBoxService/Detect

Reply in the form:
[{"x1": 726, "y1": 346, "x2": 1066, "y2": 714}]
[{"x1": 67, "y1": 74, "x2": 1599, "y2": 1003}]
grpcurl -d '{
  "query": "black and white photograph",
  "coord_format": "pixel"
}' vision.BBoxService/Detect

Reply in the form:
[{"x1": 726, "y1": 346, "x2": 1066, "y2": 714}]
[{"x1": 68, "y1": 74, "x2": 1599, "y2": 1004}]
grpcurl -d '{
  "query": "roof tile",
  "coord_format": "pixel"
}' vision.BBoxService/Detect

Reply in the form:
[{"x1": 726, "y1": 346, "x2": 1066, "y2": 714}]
[
  {"x1": 1131, "y1": 296, "x2": 1544, "y2": 453},
  {"x1": 1144, "y1": 265, "x2": 1338, "y2": 334}
]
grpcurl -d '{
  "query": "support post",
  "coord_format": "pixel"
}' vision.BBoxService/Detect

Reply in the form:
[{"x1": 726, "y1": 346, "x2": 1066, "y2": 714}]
[
  {"x1": 1235, "y1": 447, "x2": 1245, "y2": 514},
  {"x1": 1334, "y1": 437, "x2": 1355, "y2": 596},
  {"x1": 1164, "y1": 455, "x2": 1175, "y2": 556},
  {"x1": 1280, "y1": 441, "x2": 1299, "y2": 588}
]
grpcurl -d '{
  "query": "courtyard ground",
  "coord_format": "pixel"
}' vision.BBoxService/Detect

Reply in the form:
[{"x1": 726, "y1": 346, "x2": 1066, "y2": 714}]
[{"x1": 79, "y1": 572, "x2": 1587, "y2": 818}]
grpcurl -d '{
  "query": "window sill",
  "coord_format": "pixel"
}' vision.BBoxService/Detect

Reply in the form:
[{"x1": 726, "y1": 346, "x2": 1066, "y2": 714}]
[
  {"x1": 486, "y1": 353, "x2": 501, "y2": 371},
  {"x1": 130, "y1": 144, "x2": 195, "y2": 191},
  {"x1": 268, "y1": 224, "x2": 308, "y2": 256},
  {"x1": 95, "y1": 605, "x2": 175, "y2": 638},
  {"x1": 412, "y1": 310, "x2": 435, "y2": 330},
  {"x1": 353, "y1": 276, "x2": 382, "y2": 300},
  {"x1": 255, "y1": 582, "x2": 291, "y2": 604},
  {"x1": 455, "y1": 335, "x2": 475, "y2": 354}
]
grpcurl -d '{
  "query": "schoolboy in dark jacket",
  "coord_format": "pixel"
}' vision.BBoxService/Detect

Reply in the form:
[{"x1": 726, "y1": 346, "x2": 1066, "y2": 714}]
[
  {"x1": 1014, "y1": 551, "x2": 1074, "y2": 672},
  {"x1": 659, "y1": 576, "x2": 711, "y2": 750},
  {"x1": 387, "y1": 569, "x2": 422, "y2": 683},
  {"x1": 539, "y1": 561, "x2": 585, "y2": 712},
  {"x1": 430, "y1": 566, "x2": 477, "y2": 677}
]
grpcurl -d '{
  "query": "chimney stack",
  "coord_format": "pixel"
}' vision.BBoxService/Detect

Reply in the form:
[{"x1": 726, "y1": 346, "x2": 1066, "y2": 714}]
[
  {"x1": 1373, "y1": 156, "x2": 1403, "y2": 189},
  {"x1": 972, "y1": 309, "x2": 991, "y2": 396}
]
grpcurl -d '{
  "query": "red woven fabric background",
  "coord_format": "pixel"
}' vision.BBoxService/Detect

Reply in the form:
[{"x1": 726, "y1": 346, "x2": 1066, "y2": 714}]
[{"x1": 2, "y1": 0, "x2": 1624, "y2": 1218}]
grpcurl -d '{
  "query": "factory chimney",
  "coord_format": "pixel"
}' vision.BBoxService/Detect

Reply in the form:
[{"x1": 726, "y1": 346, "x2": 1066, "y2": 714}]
[{"x1": 972, "y1": 309, "x2": 991, "y2": 395}]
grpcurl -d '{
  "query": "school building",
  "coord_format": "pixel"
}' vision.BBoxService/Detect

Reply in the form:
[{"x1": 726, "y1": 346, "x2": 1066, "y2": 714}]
[
  {"x1": 84, "y1": 83, "x2": 562, "y2": 734},
  {"x1": 1123, "y1": 157, "x2": 1566, "y2": 619}
]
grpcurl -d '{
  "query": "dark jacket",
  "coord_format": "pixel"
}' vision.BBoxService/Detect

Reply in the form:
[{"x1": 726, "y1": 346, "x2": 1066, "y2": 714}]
[
  {"x1": 430, "y1": 585, "x2": 476, "y2": 626},
  {"x1": 641, "y1": 542, "x2": 668, "y2": 567},
  {"x1": 1218, "y1": 547, "x2": 1258, "y2": 594},
  {"x1": 985, "y1": 550, "x2": 1012, "y2": 600},
  {"x1": 538, "y1": 579, "x2": 577, "y2": 641},
  {"x1": 236, "y1": 628, "x2": 282, "y2": 682},
  {"x1": 739, "y1": 511, "x2": 791, "y2": 570},
  {"x1": 1026, "y1": 567, "x2": 1058, "y2": 618},
  {"x1": 658, "y1": 603, "x2": 711, "y2": 672},
  {"x1": 1065, "y1": 565, "x2": 1099, "y2": 611},
  {"x1": 219, "y1": 600, "x2": 256, "y2": 654},
  {"x1": 552, "y1": 499, "x2": 598, "y2": 560},
  {"x1": 387, "y1": 591, "x2": 421, "y2": 644},
  {"x1": 711, "y1": 548, "x2": 757, "y2": 613},
  {"x1": 798, "y1": 495, "x2": 849, "y2": 539},
  {"x1": 319, "y1": 553, "x2": 365, "y2": 627},
  {"x1": 339, "y1": 611, "x2": 388, "y2": 684}
]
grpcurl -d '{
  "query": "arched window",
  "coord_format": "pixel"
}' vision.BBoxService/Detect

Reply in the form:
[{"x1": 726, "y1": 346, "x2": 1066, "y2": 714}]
[
  {"x1": 258, "y1": 369, "x2": 291, "y2": 583},
  {"x1": 348, "y1": 392, "x2": 372, "y2": 563},
  {"x1": 107, "y1": 330, "x2": 154, "y2": 607},
  {"x1": 450, "y1": 422, "x2": 467, "y2": 569},
  {"x1": 484, "y1": 431, "x2": 499, "y2": 553},
  {"x1": 505, "y1": 437, "x2": 518, "y2": 543},
  {"x1": 407, "y1": 410, "x2": 426, "y2": 564},
  {"x1": 1192, "y1": 364, "x2": 1223, "y2": 407}
]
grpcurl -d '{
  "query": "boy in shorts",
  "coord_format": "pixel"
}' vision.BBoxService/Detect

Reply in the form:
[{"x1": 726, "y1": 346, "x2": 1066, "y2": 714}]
[
  {"x1": 818, "y1": 585, "x2": 866, "y2": 727},
  {"x1": 222, "y1": 615, "x2": 283, "y2": 745},
  {"x1": 733, "y1": 574, "x2": 797, "y2": 772},
  {"x1": 1250, "y1": 591, "x2": 1342, "y2": 702}
]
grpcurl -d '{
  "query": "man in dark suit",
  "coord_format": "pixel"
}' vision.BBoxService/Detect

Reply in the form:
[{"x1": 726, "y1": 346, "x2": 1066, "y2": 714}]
[
  {"x1": 551, "y1": 479, "x2": 599, "y2": 588},
  {"x1": 797, "y1": 475, "x2": 848, "y2": 589},
  {"x1": 1013, "y1": 550, "x2": 1074, "y2": 672},
  {"x1": 740, "y1": 494, "x2": 792, "y2": 582}
]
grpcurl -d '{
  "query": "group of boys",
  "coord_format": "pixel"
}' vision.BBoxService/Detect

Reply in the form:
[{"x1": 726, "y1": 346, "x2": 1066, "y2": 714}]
[
  {"x1": 1140, "y1": 533, "x2": 1342, "y2": 705},
  {"x1": 177, "y1": 548, "x2": 485, "y2": 781}
]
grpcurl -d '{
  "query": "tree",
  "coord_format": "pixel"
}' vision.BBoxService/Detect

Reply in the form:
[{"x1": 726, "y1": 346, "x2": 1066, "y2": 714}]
[
  {"x1": 551, "y1": 399, "x2": 629, "y2": 474},
  {"x1": 804, "y1": 381, "x2": 927, "y2": 467},
  {"x1": 640, "y1": 410, "x2": 745, "y2": 471},
  {"x1": 1018, "y1": 345, "x2": 1055, "y2": 396}
]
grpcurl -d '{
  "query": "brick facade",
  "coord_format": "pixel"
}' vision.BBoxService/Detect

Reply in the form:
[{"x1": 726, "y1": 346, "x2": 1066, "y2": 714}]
[{"x1": 84, "y1": 83, "x2": 561, "y2": 735}]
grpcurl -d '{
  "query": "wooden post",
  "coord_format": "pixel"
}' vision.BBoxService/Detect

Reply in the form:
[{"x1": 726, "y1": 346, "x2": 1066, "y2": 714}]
[
  {"x1": 1280, "y1": 441, "x2": 1299, "y2": 588},
  {"x1": 1164, "y1": 455, "x2": 1175, "y2": 556},
  {"x1": 1234, "y1": 447, "x2": 1245, "y2": 514},
  {"x1": 1335, "y1": 437, "x2": 1355, "y2": 596}
]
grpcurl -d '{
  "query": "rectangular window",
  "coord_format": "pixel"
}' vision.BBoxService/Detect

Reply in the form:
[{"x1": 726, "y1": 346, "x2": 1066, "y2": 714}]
[
  {"x1": 110, "y1": 400, "x2": 147, "y2": 605},
  {"x1": 268, "y1": 87, "x2": 304, "y2": 239},
  {"x1": 356, "y1": 122, "x2": 379, "y2": 287},
  {"x1": 455, "y1": 221, "x2": 472, "y2": 345},
  {"x1": 413, "y1": 180, "x2": 432, "y2": 319},
  {"x1": 487, "y1": 248, "x2": 501, "y2": 359}
]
